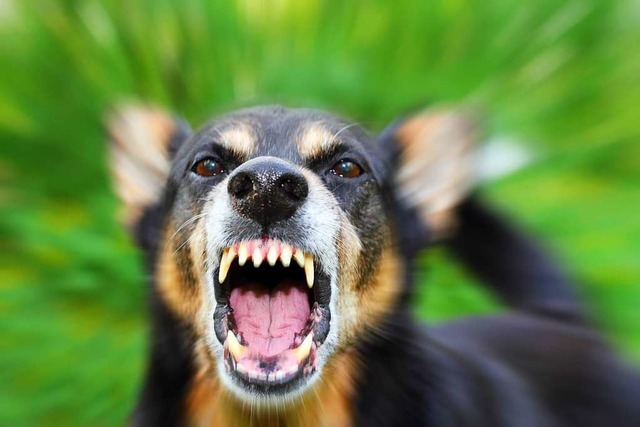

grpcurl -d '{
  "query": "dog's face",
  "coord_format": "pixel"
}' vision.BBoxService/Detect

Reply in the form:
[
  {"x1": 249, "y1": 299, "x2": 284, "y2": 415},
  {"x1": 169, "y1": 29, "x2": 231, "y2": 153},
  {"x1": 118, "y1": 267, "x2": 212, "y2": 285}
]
[
  {"x1": 108, "y1": 104, "x2": 475, "y2": 405},
  {"x1": 165, "y1": 106, "x2": 393, "y2": 400}
]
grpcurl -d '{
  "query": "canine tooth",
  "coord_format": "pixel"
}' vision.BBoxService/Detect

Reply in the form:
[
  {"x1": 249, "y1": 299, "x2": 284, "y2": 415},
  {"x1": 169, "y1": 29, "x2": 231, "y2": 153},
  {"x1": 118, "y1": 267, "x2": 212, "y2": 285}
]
[
  {"x1": 253, "y1": 247, "x2": 263, "y2": 267},
  {"x1": 267, "y1": 245, "x2": 278, "y2": 266},
  {"x1": 280, "y1": 245, "x2": 292, "y2": 267},
  {"x1": 238, "y1": 244, "x2": 249, "y2": 266},
  {"x1": 218, "y1": 248, "x2": 234, "y2": 283},
  {"x1": 227, "y1": 331, "x2": 247, "y2": 358},
  {"x1": 293, "y1": 250, "x2": 305, "y2": 268},
  {"x1": 292, "y1": 333, "x2": 314, "y2": 362},
  {"x1": 304, "y1": 255, "x2": 314, "y2": 288}
]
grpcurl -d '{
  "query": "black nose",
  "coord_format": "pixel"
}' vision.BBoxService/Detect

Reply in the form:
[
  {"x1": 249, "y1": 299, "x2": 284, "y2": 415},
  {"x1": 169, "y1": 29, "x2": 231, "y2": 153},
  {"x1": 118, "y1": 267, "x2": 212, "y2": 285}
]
[{"x1": 227, "y1": 157, "x2": 309, "y2": 227}]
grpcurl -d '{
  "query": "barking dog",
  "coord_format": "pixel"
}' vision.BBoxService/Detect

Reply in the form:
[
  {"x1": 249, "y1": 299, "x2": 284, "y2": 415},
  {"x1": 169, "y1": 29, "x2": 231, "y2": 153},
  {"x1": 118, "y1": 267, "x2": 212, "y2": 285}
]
[{"x1": 108, "y1": 105, "x2": 640, "y2": 426}]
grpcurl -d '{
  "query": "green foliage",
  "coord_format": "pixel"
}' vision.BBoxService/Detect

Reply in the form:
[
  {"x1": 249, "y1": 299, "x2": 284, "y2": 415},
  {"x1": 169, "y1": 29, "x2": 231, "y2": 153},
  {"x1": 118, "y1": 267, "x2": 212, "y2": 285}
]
[{"x1": 1, "y1": 0, "x2": 638, "y2": 424}]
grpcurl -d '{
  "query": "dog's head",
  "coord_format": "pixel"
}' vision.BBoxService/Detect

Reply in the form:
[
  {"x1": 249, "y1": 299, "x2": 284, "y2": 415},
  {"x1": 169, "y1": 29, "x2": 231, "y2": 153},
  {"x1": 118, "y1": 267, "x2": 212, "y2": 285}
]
[{"x1": 108, "y1": 104, "x2": 475, "y2": 404}]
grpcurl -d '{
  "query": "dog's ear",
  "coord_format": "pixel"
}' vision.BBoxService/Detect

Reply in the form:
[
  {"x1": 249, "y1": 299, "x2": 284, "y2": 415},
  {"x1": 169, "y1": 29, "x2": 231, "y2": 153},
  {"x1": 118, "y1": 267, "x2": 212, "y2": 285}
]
[
  {"x1": 378, "y1": 107, "x2": 478, "y2": 241},
  {"x1": 105, "y1": 104, "x2": 192, "y2": 229}
]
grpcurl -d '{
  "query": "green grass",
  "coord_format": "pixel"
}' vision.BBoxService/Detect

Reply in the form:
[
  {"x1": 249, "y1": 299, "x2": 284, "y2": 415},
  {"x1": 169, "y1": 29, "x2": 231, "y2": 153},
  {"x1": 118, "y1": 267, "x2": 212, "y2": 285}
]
[{"x1": 1, "y1": 0, "x2": 639, "y2": 424}]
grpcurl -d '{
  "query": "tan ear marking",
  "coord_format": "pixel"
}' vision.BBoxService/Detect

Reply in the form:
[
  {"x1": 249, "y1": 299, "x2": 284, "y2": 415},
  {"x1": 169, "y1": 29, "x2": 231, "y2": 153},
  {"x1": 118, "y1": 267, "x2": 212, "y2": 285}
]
[
  {"x1": 105, "y1": 104, "x2": 188, "y2": 228},
  {"x1": 394, "y1": 108, "x2": 477, "y2": 240}
]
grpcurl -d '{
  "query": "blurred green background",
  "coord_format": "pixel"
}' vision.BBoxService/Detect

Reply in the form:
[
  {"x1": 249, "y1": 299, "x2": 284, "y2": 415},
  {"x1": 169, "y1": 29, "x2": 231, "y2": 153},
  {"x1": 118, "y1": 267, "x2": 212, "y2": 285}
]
[{"x1": 1, "y1": 0, "x2": 639, "y2": 424}]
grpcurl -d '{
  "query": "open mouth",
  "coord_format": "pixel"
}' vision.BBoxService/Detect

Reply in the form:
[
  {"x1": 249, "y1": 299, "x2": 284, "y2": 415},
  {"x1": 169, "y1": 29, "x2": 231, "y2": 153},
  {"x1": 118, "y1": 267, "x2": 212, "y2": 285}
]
[{"x1": 213, "y1": 239, "x2": 331, "y2": 389}]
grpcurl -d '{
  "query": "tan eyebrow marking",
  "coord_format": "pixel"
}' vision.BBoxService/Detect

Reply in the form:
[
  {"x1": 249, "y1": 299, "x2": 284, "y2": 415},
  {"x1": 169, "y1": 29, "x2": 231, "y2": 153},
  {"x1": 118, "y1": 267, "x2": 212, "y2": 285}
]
[
  {"x1": 215, "y1": 123, "x2": 256, "y2": 157},
  {"x1": 296, "y1": 122, "x2": 347, "y2": 159}
]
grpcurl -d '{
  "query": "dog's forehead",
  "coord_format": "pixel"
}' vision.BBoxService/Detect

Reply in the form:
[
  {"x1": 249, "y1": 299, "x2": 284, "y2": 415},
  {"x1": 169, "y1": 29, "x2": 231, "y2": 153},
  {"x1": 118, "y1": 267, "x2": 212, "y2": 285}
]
[{"x1": 193, "y1": 106, "x2": 368, "y2": 162}]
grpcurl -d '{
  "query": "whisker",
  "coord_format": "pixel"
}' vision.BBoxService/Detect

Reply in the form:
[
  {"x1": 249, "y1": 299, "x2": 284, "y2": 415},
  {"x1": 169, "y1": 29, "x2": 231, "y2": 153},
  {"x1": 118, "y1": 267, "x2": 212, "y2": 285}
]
[
  {"x1": 164, "y1": 212, "x2": 207, "y2": 251},
  {"x1": 330, "y1": 122, "x2": 360, "y2": 145},
  {"x1": 173, "y1": 230, "x2": 202, "y2": 255}
]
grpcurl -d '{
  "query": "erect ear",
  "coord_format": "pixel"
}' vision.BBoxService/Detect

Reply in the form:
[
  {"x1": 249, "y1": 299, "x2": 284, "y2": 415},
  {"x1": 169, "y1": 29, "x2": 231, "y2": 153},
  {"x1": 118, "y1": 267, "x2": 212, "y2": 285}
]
[
  {"x1": 379, "y1": 107, "x2": 478, "y2": 241},
  {"x1": 105, "y1": 103, "x2": 192, "y2": 229}
]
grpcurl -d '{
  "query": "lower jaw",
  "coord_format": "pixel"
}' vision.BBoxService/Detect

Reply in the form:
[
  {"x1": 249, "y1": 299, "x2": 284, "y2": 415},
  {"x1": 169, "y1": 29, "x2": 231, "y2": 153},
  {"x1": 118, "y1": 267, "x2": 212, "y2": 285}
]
[
  {"x1": 220, "y1": 351, "x2": 324, "y2": 399},
  {"x1": 224, "y1": 333, "x2": 317, "y2": 385}
]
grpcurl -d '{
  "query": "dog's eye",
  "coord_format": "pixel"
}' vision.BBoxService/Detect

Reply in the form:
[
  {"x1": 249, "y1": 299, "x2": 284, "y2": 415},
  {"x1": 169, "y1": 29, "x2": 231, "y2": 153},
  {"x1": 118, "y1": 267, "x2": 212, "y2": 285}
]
[
  {"x1": 193, "y1": 158, "x2": 225, "y2": 177},
  {"x1": 330, "y1": 159, "x2": 363, "y2": 178}
]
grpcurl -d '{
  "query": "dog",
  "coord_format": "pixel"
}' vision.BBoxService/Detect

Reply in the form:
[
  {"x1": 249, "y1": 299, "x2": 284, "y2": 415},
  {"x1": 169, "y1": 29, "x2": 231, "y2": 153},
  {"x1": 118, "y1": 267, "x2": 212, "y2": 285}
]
[{"x1": 107, "y1": 104, "x2": 640, "y2": 426}]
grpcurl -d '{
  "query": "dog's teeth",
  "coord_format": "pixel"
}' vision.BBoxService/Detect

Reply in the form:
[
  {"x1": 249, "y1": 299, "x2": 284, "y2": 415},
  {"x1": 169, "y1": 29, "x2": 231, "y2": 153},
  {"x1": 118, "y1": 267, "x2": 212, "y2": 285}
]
[
  {"x1": 292, "y1": 333, "x2": 313, "y2": 362},
  {"x1": 218, "y1": 248, "x2": 234, "y2": 283},
  {"x1": 253, "y1": 247, "x2": 263, "y2": 267},
  {"x1": 227, "y1": 331, "x2": 247, "y2": 359},
  {"x1": 238, "y1": 244, "x2": 249, "y2": 266},
  {"x1": 304, "y1": 254, "x2": 314, "y2": 288},
  {"x1": 292, "y1": 332, "x2": 313, "y2": 363},
  {"x1": 293, "y1": 250, "x2": 305, "y2": 268},
  {"x1": 267, "y1": 245, "x2": 278, "y2": 266},
  {"x1": 280, "y1": 245, "x2": 292, "y2": 267},
  {"x1": 275, "y1": 371, "x2": 284, "y2": 381}
]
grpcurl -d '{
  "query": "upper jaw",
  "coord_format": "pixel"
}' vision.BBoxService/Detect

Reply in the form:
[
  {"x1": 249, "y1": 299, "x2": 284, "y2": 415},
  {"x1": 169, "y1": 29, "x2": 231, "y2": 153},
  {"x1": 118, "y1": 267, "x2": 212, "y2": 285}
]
[
  {"x1": 218, "y1": 241, "x2": 315, "y2": 290},
  {"x1": 211, "y1": 238, "x2": 333, "y2": 393},
  {"x1": 213, "y1": 239, "x2": 333, "y2": 308}
]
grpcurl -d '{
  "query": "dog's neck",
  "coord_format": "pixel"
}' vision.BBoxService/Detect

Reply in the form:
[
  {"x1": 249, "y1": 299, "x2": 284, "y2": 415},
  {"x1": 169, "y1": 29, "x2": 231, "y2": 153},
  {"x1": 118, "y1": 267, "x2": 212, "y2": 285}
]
[{"x1": 185, "y1": 344, "x2": 359, "y2": 427}]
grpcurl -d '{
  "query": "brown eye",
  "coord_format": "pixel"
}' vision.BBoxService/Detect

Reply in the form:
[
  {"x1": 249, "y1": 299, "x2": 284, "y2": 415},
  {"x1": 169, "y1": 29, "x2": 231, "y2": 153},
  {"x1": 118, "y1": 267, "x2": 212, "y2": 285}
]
[
  {"x1": 330, "y1": 159, "x2": 363, "y2": 178},
  {"x1": 193, "y1": 158, "x2": 225, "y2": 177}
]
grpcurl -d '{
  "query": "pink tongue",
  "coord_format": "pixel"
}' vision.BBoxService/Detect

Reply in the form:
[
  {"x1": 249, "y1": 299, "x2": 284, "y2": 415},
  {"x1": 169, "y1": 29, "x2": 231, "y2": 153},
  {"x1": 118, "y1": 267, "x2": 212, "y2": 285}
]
[{"x1": 229, "y1": 282, "x2": 311, "y2": 357}]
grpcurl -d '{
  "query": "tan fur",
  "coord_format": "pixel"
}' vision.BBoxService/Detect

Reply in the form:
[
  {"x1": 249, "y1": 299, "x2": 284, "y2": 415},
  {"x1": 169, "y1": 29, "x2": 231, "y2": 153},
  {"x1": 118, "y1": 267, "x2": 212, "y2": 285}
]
[
  {"x1": 358, "y1": 247, "x2": 404, "y2": 331},
  {"x1": 217, "y1": 123, "x2": 257, "y2": 158},
  {"x1": 157, "y1": 219, "x2": 207, "y2": 324},
  {"x1": 395, "y1": 109, "x2": 476, "y2": 241},
  {"x1": 340, "y1": 246, "x2": 405, "y2": 344},
  {"x1": 295, "y1": 122, "x2": 340, "y2": 159}
]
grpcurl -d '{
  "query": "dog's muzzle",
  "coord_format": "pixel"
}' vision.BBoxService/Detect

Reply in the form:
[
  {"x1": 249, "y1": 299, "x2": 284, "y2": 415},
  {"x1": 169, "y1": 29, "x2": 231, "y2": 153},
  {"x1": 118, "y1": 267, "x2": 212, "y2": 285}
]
[{"x1": 209, "y1": 157, "x2": 334, "y2": 393}]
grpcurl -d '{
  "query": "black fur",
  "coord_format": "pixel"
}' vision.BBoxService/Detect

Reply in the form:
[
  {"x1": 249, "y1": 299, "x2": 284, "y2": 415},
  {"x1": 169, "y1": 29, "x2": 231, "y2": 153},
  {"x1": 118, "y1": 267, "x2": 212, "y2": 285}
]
[
  {"x1": 131, "y1": 293, "x2": 195, "y2": 427},
  {"x1": 449, "y1": 197, "x2": 585, "y2": 323}
]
